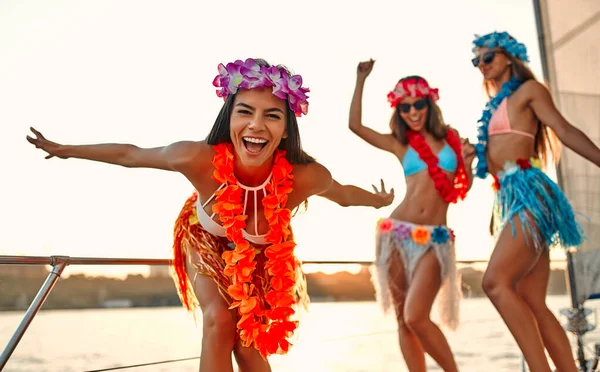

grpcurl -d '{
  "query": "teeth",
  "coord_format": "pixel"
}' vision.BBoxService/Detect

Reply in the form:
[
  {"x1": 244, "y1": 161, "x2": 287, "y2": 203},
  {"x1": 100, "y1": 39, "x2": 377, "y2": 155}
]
[{"x1": 243, "y1": 137, "x2": 267, "y2": 144}]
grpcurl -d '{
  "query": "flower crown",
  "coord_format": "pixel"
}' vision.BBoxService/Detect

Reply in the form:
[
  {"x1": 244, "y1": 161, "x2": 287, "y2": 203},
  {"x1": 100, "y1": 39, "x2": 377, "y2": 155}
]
[
  {"x1": 472, "y1": 31, "x2": 529, "y2": 63},
  {"x1": 387, "y1": 77, "x2": 439, "y2": 108},
  {"x1": 212, "y1": 58, "x2": 310, "y2": 117}
]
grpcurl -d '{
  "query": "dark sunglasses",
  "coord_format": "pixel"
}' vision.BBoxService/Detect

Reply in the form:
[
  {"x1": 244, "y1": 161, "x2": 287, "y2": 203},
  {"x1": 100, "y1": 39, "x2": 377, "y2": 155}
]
[
  {"x1": 472, "y1": 50, "x2": 499, "y2": 67},
  {"x1": 398, "y1": 99, "x2": 427, "y2": 113}
]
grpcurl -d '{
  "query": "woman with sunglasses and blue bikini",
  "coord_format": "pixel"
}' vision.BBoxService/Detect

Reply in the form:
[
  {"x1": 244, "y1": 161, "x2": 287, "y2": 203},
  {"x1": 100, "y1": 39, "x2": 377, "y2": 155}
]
[
  {"x1": 469, "y1": 31, "x2": 600, "y2": 372},
  {"x1": 349, "y1": 59, "x2": 474, "y2": 372}
]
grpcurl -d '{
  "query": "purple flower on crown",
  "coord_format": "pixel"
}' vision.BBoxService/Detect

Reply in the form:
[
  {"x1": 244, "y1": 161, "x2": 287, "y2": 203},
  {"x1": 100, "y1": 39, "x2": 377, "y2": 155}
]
[
  {"x1": 255, "y1": 66, "x2": 280, "y2": 88},
  {"x1": 273, "y1": 71, "x2": 310, "y2": 116},
  {"x1": 212, "y1": 58, "x2": 310, "y2": 117},
  {"x1": 238, "y1": 59, "x2": 262, "y2": 86},
  {"x1": 393, "y1": 223, "x2": 412, "y2": 240}
]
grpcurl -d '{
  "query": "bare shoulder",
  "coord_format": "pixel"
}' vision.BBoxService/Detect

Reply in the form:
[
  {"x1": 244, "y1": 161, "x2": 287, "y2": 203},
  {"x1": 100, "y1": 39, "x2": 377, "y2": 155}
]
[
  {"x1": 293, "y1": 162, "x2": 333, "y2": 196},
  {"x1": 519, "y1": 80, "x2": 551, "y2": 101},
  {"x1": 167, "y1": 140, "x2": 214, "y2": 173}
]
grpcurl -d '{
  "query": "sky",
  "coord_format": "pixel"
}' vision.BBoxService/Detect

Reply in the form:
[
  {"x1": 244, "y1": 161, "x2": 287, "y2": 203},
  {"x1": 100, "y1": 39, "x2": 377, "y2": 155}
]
[{"x1": 0, "y1": 0, "x2": 565, "y2": 278}]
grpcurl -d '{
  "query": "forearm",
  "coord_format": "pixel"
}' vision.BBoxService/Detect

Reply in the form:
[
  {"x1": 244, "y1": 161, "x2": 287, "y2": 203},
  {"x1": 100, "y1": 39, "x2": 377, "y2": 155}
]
[
  {"x1": 341, "y1": 185, "x2": 385, "y2": 208},
  {"x1": 561, "y1": 126, "x2": 600, "y2": 167},
  {"x1": 60, "y1": 143, "x2": 150, "y2": 168},
  {"x1": 349, "y1": 78, "x2": 366, "y2": 133}
]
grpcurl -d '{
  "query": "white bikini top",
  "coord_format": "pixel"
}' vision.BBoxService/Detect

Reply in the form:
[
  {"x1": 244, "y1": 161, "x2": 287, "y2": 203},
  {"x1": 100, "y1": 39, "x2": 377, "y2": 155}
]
[{"x1": 195, "y1": 173, "x2": 272, "y2": 245}]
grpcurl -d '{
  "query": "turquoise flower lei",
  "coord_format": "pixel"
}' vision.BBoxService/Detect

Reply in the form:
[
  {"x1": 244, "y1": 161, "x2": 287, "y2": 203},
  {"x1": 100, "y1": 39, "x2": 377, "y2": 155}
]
[{"x1": 474, "y1": 77, "x2": 523, "y2": 178}]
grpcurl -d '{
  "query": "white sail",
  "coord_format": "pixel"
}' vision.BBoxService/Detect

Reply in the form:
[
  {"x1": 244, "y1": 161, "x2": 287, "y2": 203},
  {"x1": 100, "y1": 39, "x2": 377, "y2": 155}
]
[{"x1": 535, "y1": 0, "x2": 600, "y2": 304}]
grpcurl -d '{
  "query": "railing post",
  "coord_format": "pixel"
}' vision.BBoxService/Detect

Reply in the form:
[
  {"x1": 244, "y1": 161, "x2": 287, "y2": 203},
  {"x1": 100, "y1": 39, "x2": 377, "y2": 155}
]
[{"x1": 0, "y1": 256, "x2": 69, "y2": 370}]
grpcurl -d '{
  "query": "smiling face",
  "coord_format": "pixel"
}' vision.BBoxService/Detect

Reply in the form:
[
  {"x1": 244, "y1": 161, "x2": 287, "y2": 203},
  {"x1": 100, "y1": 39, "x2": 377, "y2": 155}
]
[
  {"x1": 229, "y1": 87, "x2": 288, "y2": 168},
  {"x1": 398, "y1": 96, "x2": 429, "y2": 132},
  {"x1": 473, "y1": 47, "x2": 511, "y2": 81}
]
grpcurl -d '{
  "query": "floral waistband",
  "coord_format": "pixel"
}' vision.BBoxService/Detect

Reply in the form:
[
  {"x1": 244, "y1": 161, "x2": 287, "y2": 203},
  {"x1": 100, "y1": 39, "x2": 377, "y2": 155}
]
[
  {"x1": 492, "y1": 157, "x2": 542, "y2": 191},
  {"x1": 377, "y1": 218, "x2": 455, "y2": 245}
]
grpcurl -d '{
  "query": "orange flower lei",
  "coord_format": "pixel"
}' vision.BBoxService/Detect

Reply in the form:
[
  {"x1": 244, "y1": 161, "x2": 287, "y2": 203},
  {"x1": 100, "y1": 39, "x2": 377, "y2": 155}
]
[{"x1": 211, "y1": 143, "x2": 297, "y2": 359}]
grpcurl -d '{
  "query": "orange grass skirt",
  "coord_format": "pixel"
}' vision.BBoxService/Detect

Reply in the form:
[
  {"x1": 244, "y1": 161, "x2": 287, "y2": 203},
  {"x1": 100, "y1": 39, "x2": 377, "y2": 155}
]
[{"x1": 170, "y1": 192, "x2": 309, "y2": 324}]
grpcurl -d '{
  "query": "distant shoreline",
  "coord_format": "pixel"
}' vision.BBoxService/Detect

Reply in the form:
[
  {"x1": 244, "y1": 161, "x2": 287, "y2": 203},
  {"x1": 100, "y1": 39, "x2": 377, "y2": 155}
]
[{"x1": 0, "y1": 266, "x2": 569, "y2": 312}]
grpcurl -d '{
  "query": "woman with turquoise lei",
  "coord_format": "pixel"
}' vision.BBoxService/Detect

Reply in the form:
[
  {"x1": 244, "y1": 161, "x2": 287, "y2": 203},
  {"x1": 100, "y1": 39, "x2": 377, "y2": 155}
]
[{"x1": 469, "y1": 31, "x2": 600, "y2": 372}]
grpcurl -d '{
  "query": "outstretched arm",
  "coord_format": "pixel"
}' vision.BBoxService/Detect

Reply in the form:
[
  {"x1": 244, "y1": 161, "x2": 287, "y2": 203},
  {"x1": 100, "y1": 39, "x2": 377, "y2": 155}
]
[
  {"x1": 319, "y1": 178, "x2": 394, "y2": 209},
  {"x1": 527, "y1": 82, "x2": 600, "y2": 167},
  {"x1": 298, "y1": 163, "x2": 394, "y2": 209},
  {"x1": 26, "y1": 127, "x2": 211, "y2": 174},
  {"x1": 349, "y1": 60, "x2": 400, "y2": 154}
]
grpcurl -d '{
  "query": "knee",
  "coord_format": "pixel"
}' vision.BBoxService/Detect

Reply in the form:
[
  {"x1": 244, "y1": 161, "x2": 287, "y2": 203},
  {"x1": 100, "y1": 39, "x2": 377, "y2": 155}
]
[
  {"x1": 233, "y1": 343, "x2": 259, "y2": 365},
  {"x1": 202, "y1": 307, "x2": 236, "y2": 347},
  {"x1": 397, "y1": 320, "x2": 416, "y2": 339},
  {"x1": 481, "y1": 273, "x2": 496, "y2": 296},
  {"x1": 481, "y1": 272, "x2": 511, "y2": 299},
  {"x1": 403, "y1": 308, "x2": 430, "y2": 334},
  {"x1": 481, "y1": 273, "x2": 501, "y2": 297}
]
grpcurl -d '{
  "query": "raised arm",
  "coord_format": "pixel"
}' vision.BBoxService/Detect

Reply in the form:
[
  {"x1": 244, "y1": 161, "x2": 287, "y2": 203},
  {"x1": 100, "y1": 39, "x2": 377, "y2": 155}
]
[
  {"x1": 297, "y1": 162, "x2": 394, "y2": 209},
  {"x1": 26, "y1": 127, "x2": 212, "y2": 174},
  {"x1": 349, "y1": 60, "x2": 400, "y2": 154},
  {"x1": 526, "y1": 81, "x2": 600, "y2": 167}
]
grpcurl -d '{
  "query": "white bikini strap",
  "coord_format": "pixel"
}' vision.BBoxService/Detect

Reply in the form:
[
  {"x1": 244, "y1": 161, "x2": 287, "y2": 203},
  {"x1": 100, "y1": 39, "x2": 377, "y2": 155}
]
[{"x1": 203, "y1": 183, "x2": 226, "y2": 219}]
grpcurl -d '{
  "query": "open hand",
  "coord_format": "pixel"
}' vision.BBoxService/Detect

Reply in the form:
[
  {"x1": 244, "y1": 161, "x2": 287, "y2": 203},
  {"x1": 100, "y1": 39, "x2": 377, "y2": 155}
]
[
  {"x1": 357, "y1": 59, "x2": 375, "y2": 80},
  {"x1": 461, "y1": 138, "x2": 476, "y2": 165},
  {"x1": 372, "y1": 179, "x2": 394, "y2": 208},
  {"x1": 26, "y1": 127, "x2": 67, "y2": 159}
]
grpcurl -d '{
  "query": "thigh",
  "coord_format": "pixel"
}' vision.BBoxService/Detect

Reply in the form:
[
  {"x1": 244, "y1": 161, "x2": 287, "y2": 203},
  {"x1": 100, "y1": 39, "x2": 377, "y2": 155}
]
[
  {"x1": 516, "y1": 248, "x2": 550, "y2": 307},
  {"x1": 486, "y1": 214, "x2": 542, "y2": 286},
  {"x1": 387, "y1": 248, "x2": 408, "y2": 320},
  {"x1": 186, "y1": 247, "x2": 233, "y2": 315},
  {"x1": 404, "y1": 250, "x2": 442, "y2": 316}
]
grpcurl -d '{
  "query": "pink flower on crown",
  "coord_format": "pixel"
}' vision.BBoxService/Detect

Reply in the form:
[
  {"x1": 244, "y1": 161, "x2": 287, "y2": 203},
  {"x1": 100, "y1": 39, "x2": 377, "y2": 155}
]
[
  {"x1": 272, "y1": 69, "x2": 291, "y2": 100},
  {"x1": 211, "y1": 58, "x2": 310, "y2": 117},
  {"x1": 238, "y1": 59, "x2": 262, "y2": 86},
  {"x1": 387, "y1": 77, "x2": 439, "y2": 108},
  {"x1": 254, "y1": 66, "x2": 280, "y2": 88},
  {"x1": 273, "y1": 72, "x2": 310, "y2": 117},
  {"x1": 213, "y1": 60, "x2": 243, "y2": 97}
]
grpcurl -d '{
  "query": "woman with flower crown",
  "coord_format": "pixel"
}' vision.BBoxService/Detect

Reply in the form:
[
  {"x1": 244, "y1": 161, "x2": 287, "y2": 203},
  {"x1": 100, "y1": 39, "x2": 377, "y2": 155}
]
[
  {"x1": 468, "y1": 31, "x2": 600, "y2": 372},
  {"x1": 349, "y1": 59, "x2": 474, "y2": 372},
  {"x1": 26, "y1": 58, "x2": 395, "y2": 372}
]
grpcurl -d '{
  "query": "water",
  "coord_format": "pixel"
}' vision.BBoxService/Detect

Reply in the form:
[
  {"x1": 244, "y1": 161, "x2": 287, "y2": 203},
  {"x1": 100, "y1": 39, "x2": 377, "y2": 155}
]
[{"x1": 1, "y1": 296, "x2": 598, "y2": 371}]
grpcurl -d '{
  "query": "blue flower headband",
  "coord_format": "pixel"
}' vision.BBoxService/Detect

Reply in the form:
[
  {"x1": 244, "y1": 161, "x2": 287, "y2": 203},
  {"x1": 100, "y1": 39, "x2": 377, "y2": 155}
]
[{"x1": 472, "y1": 31, "x2": 529, "y2": 63}]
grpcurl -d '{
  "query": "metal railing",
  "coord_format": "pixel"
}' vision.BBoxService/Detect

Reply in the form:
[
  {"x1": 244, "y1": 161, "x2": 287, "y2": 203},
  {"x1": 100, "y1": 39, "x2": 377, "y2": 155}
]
[
  {"x1": 0, "y1": 255, "x2": 406, "y2": 370},
  {"x1": 0, "y1": 255, "x2": 173, "y2": 370},
  {"x1": 0, "y1": 255, "x2": 525, "y2": 371}
]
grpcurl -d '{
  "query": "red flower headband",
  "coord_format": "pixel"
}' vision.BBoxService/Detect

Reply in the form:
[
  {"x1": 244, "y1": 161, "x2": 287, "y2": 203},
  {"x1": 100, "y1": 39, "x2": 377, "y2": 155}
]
[{"x1": 387, "y1": 77, "x2": 440, "y2": 108}]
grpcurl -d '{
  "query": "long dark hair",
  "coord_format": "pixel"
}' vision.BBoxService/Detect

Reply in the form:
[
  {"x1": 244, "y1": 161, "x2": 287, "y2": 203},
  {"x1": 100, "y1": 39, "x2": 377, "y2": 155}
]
[
  {"x1": 205, "y1": 58, "x2": 315, "y2": 214},
  {"x1": 205, "y1": 58, "x2": 315, "y2": 165},
  {"x1": 389, "y1": 76, "x2": 448, "y2": 145},
  {"x1": 483, "y1": 53, "x2": 561, "y2": 168}
]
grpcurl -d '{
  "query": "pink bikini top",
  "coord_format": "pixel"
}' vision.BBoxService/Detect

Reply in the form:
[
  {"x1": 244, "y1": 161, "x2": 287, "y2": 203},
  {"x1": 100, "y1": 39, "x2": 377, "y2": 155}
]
[{"x1": 488, "y1": 98, "x2": 535, "y2": 139}]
